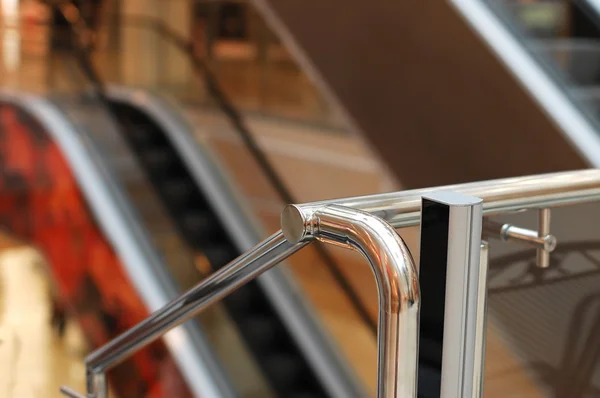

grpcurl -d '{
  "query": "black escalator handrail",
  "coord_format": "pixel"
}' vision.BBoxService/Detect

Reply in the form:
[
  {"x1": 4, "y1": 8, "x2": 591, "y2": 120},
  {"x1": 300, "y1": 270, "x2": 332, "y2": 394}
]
[{"x1": 52, "y1": 4, "x2": 377, "y2": 335}]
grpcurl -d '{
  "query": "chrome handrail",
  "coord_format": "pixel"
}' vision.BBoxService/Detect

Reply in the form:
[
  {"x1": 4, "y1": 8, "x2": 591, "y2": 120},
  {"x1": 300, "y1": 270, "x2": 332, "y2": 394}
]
[
  {"x1": 62, "y1": 212, "x2": 419, "y2": 398},
  {"x1": 83, "y1": 232, "x2": 306, "y2": 396},
  {"x1": 61, "y1": 169, "x2": 600, "y2": 398},
  {"x1": 281, "y1": 169, "x2": 600, "y2": 239}
]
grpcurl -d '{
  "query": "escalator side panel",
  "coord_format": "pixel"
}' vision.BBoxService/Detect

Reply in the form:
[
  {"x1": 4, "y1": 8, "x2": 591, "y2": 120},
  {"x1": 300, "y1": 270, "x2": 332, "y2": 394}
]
[
  {"x1": 252, "y1": 0, "x2": 590, "y2": 188},
  {"x1": 0, "y1": 102, "x2": 192, "y2": 398}
]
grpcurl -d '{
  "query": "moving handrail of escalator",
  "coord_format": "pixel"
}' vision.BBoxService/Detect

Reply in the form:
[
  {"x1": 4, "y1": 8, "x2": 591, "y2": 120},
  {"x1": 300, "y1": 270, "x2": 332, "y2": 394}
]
[{"x1": 48, "y1": 1, "x2": 370, "y2": 397}]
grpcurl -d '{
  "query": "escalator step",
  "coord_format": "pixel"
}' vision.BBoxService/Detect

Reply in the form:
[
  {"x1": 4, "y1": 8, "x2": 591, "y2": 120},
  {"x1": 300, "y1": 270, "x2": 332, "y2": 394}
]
[
  {"x1": 161, "y1": 178, "x2": 196, "y2": 206},
  {"x1": 240, "y1": 315, "x2": 284, "y2": 349},
  {"x1": 226, "y1": 285, "x2": 262, "y2": 313},
  {"x1": 123, "y1": 122, "x2": 162, "y2": 147},
  {"x1": 263, "y1": 354, "x2": 307, "y2": 392},
  {"x1": 180, "y1": 211, "x2": 219, "y2": 241},
  {"x1": 202, "y1": 243, "x2": 238, "y2": 268},
  {"x1": 140, "y1": 148, "x2": 177, "y2": 174},
  {"x1": 288, "y1": 392, "x2": 325, "y2": 398}
]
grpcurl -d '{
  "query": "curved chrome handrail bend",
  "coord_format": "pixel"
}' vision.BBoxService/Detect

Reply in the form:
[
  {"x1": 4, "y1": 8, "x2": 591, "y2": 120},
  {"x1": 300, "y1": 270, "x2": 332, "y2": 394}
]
[{"x1": 304, "y1": 205, "x2": 419, "y2": 397}]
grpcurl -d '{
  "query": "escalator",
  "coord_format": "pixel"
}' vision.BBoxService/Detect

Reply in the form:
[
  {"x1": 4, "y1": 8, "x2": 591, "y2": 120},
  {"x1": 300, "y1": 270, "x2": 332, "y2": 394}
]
[
  {"x1": 0, "y1": 4, "x2": 367, "y2": 397},
  {"x1": 73, "y1": 5, "x2": 380, "y2": 395},
  {"x1": 0, "y1": 91, "x2": 234, "y2": 398},
  {"x1": 0, "y1": 85, "x2": 354, "y2": 397},
  {"x1": 103, "y1": 94, "x2": 335, "y2": 398}
]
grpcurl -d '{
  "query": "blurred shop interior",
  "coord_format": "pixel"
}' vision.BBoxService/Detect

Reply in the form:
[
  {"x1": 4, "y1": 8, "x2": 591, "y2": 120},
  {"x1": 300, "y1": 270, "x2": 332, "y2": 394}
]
[{"x1": 1, "y1": 0, "x2": 600, "y2": 397}]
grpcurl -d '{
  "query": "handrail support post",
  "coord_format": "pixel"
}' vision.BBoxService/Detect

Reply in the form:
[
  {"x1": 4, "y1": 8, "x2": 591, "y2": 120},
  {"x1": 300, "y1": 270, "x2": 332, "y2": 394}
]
[{"x1": 419, "y1": 192, "x2": 484, "y2": 398}]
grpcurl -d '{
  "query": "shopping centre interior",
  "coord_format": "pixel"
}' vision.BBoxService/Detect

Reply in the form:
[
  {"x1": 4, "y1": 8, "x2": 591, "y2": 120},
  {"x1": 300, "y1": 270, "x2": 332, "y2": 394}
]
[{"x1": 1, "y1": 0, "x2": 600, "y2": 397}]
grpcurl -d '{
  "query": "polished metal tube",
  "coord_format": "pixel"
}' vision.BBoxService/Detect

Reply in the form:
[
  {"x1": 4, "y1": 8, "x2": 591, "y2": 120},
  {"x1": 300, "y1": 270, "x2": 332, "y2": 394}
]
[
  {"x1": 483, "y1": 220, "x2": 557, "y2": 252},
  {"x1": 86, "y1": 372, "x2": 107, "y2": 398},
  {"x1": 537, "y1": 208, "x2": 552, "y2": 268},
  {"x1": 474, "y1": 242, "x2": 489, "y2": 398},
  {"x1": 59, "y1": 387, "x2": 86, "y2": 398},
  {"x1": 300, "y1": 205, "x2": 420, "y2": 398},
  {"x1": 502, "y1": 224, "x2": 550, "y2": 250},
  {"x1": 281, "y1": 170, "x2": 600, "y2": 242},
  {"x1": 84, "y1": 232, "x2": 306, "y2": 397}
]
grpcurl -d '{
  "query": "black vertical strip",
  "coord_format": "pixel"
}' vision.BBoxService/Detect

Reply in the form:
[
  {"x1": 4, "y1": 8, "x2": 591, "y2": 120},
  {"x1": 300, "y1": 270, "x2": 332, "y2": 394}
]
[{"x1": 418, "y1": 198, "x2": 450, "y2": 398}]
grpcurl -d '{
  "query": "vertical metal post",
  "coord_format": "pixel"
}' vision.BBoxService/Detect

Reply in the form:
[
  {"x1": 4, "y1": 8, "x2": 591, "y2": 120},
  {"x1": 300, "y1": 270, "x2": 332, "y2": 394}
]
[
  {"x1": 537, "y1": 208, "x2": 552, "y2": 268},
  {"x1": 86, "y1": 371, "x2": 107, "y2": 398},
  {"x1": 419, "y1": 191, "x2": 483, "y2": 398},
  {"x1": 473, "y1": 241, "x2": 489, "y2": 397}
]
